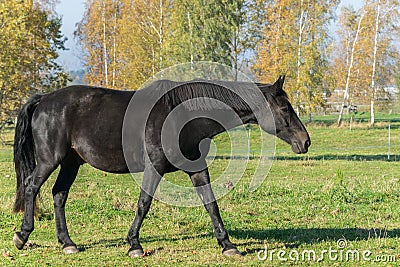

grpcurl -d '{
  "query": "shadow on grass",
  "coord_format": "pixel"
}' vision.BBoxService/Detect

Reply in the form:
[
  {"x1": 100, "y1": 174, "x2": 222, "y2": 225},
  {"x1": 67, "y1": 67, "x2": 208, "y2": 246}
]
[
  {"x1": 309, "y1": 116, "x2": 400, "y2": 126},
  {"x1": 212, "y1": 154, "x2": 399, "y2": 161},
  {"x1": 79, "y1": 227, "x2": 400, "y2": 254},
  {"x1": 275, "y1": 154, "x2": 399, "y2": 161},
  {"x1": 230, "y1": 227, "x2": 400, "y2": 247},
  {"x1": 80, "y1": 233, "x2": 212, "y2": 250},
  {"x1": 79, "y1": 237, "x2": 126, "y2": 251}
]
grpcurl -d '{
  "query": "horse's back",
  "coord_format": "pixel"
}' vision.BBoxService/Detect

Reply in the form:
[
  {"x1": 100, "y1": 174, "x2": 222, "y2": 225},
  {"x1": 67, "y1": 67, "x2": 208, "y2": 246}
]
[{"x1": 32, "y1": 86, "x2": 138, "y2": 173}]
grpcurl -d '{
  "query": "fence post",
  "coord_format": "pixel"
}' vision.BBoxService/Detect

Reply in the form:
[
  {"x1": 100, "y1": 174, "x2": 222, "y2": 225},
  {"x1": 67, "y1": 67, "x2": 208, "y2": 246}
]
[
  {"x1": 388, "y1": 124, "x2": 391, "y2": 160},
  {"x1": 247, "y1": 127, "x2": 251, "y2": 157},
  {"x1": 350, "y1": 115, "x2": 353, "y2": 131}
]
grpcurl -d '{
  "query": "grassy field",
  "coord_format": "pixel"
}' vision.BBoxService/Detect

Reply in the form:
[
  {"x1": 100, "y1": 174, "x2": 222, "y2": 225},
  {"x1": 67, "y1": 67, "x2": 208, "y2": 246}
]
[{"x1": 0, "y1": 114, "x2": 399, "y2": 266}]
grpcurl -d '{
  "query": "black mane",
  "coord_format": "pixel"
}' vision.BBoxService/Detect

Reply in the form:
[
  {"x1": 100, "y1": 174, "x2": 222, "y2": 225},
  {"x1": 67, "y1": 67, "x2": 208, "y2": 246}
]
[{"x1": 141, "y1": 79, "x2": 274, "y2": 112}]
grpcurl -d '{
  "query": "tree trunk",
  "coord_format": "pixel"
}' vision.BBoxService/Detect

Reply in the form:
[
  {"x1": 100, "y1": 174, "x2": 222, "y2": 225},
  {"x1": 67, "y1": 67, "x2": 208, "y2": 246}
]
[
  {"x1": 296, "y1": 0, "x2": 306, "y2": 117},
  {"x1": 158, "y1": 0, "x2": 163, "y2": 69},
  {"x1": 187, "y1": 12, "x2": 193, "y2": 69},
  {"x1": 338, "y1": 13, "x2": 364, "y2": 126},
  {"x1": 370, "y1": 0, "x2": 380, "y2": 126},
  {"x1": 101, "y1": 0, "x2": 109, "y2": 87},
  {"x1": 112, "y1": 7, "x2": 117, "y2": 88}
]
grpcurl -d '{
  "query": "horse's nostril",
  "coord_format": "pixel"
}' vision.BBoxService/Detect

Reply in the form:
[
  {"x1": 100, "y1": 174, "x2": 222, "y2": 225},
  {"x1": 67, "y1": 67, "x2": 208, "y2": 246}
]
[{"x1": 305, "y1": 139, "x2": 311, "y2": 148}]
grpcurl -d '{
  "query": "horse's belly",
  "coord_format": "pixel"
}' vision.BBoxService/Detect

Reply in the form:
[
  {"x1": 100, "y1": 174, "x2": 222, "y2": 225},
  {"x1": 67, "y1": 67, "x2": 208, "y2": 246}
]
[
  {"x1": 74, "y1": 145, "x2": 145, "y2": 173},
  {"x1": 72, "y1": 133, "x2": 145, "y2": 174}
]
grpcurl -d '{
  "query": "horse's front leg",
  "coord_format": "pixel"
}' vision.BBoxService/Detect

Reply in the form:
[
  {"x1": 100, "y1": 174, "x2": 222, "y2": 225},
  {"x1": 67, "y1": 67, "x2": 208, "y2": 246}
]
[
  {"x1": 127, "y1": 164, "x2": 163, "y2": 257},
  {"x1": 188, "y1": 168, "x2": 242, "y2": 256}
]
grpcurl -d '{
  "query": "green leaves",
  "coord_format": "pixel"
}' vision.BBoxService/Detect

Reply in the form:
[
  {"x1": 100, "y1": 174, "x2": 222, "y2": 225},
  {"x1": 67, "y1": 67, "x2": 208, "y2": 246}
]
[
  {"x1": 0, "y1": 1, "x2": 68, "y2": 123},
  {"x1": 254, "y1": 0, "x2": 340, "y2": 118}
]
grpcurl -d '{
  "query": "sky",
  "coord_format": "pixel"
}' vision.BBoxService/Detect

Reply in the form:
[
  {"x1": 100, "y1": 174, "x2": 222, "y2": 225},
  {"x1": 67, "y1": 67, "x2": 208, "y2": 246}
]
[
  {"x1": 55, "y1": 0, "x2": 86, "y2": 70},
  {"x1": 55, "y1": 0, "x2": 364, "y2": 71}
]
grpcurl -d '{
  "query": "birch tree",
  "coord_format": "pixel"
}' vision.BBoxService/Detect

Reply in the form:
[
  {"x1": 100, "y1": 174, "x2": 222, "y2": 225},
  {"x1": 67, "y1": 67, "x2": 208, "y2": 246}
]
[
  {"x1": 168, "y1": 0, "x2": 253, "y2": 71},
  {"x1": 77, "y1": 0, "x2": 173, "y2": 88},
  {"x1": 76, "y1": 0, "x2": 122, "y2": 87},
  {"x1": 334, "y1": 0, "x2": 400, "y2": 125},
  {"x1": 366, "y1": 0, "x2": 399, "y2": 125},
  {"x1": 369, "y1": 0, "x2": 380, "y2": 126},
  {"x1": 337, "y1": 9, "x2": 365, "y2": 126},
  {"x1": 255, "y1": 0, "x2": 338, "y2": 119}
]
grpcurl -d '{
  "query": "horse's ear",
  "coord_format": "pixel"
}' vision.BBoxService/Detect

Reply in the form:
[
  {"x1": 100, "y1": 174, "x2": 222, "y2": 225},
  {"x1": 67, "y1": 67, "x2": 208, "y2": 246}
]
[
  {"x1": 279, "y1": 75, "x2": 285, "y2": 86},
  {"x1": 273, "y1": 75, "x2": 285, "y2": 91},
  {"x1": 258, "y1": 75, "x2": 285, "y2": 95}
]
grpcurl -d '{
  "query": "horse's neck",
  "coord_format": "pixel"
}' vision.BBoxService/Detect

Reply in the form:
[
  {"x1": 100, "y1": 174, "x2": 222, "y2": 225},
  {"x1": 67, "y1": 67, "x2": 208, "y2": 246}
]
[{"x1": 208, "y1": 109, "x2": 254, "y2": 138}]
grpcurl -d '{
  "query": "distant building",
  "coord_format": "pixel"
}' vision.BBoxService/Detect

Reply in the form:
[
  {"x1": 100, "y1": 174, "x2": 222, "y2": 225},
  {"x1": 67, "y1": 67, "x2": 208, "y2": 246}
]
[{"x1": 325, "y1": 86, "x2": 399, "y2": 114}]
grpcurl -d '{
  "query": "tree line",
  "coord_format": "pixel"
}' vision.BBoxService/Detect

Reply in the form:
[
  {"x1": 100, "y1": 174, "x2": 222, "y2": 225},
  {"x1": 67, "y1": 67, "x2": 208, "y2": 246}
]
[
  {"x1": 75, "y1": 0, "x2": 264, "y2": 88},
  {"x1": 1, "y1": 0, "x2": 400, "y2": 126}
]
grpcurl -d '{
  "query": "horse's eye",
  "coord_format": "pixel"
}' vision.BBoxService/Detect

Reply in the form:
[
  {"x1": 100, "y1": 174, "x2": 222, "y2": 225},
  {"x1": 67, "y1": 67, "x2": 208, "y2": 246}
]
[{"x1": 281, "y1": 107, "x2": 289, "y2": 113}]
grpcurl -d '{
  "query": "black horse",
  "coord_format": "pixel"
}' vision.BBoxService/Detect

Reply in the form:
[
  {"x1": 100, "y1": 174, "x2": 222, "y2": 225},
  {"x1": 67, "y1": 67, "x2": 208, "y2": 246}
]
[{"x1": 12, "y1": 76, "x2": 310, "y2": 257}]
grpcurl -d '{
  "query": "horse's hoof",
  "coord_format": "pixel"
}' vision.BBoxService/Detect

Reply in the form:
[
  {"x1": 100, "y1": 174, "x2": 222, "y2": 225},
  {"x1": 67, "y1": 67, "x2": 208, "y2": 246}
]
[
  {"x1": 222, "y1": 248, "x2": 242, "y2": 257},
  {"x1": 13, "y1": 232, "x2": 25, "y2": 250},
  {"x1": 128, "y1": 248, "x2": 144, "y2": 258},
  {"x1": 63, "y1": 245, "x2": 79, "y2": 254}
]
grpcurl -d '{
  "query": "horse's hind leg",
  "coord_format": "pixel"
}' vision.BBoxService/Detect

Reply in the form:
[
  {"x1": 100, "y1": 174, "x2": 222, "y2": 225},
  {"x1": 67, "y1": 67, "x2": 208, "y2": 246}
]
[
  {"x1": 127, "y1": 164, "x2": 163, "y2": 257},
  {"x1": 188, "y1": 168, "x2": 242, "y2": 256},
  {"x1": 52, "y1": 150, "x2": 81, "y2": 254},
  {"x1": 13, "y1": 163, "x2": 57, "y2": 249}
]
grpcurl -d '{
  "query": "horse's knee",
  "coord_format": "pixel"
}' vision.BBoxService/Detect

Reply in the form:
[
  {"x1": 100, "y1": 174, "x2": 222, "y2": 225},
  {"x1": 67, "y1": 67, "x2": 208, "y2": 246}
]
[
  {"x1": 23, "y1": 175, "x2": 33, "y2": 187},
  {"x1": 53, "y1": 191, "x2": 67, "y2": 207},
  {"x1": 25, "y1": 186, "x2": 33, "y2": 197},
  {"x1": 24, "y1": 184, "x2": 39, "y2": 199}
]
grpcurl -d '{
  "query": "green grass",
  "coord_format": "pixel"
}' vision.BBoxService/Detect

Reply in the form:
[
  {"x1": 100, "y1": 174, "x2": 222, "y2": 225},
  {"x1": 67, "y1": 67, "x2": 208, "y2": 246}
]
[{"x1": 0, "y1": 116, "x2": 399, "y2": 266}]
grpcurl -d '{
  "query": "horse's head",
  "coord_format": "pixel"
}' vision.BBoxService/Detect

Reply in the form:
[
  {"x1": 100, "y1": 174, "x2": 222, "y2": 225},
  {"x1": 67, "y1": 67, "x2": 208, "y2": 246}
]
[{"x1": 258, "y1": 76, "x2": 311, "y2": 154}]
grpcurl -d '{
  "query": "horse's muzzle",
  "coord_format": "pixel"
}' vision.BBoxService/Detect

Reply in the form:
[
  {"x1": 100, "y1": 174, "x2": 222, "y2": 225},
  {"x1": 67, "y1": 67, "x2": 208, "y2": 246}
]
[{"x1": 291, "y1": 136, "x2": 311, "y2": 154}]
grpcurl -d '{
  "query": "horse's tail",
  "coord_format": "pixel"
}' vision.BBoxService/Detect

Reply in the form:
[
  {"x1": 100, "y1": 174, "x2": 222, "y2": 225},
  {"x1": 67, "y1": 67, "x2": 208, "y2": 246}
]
[{"x1": 13, "y1": 94, "x2": 44, "y2": 213}]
